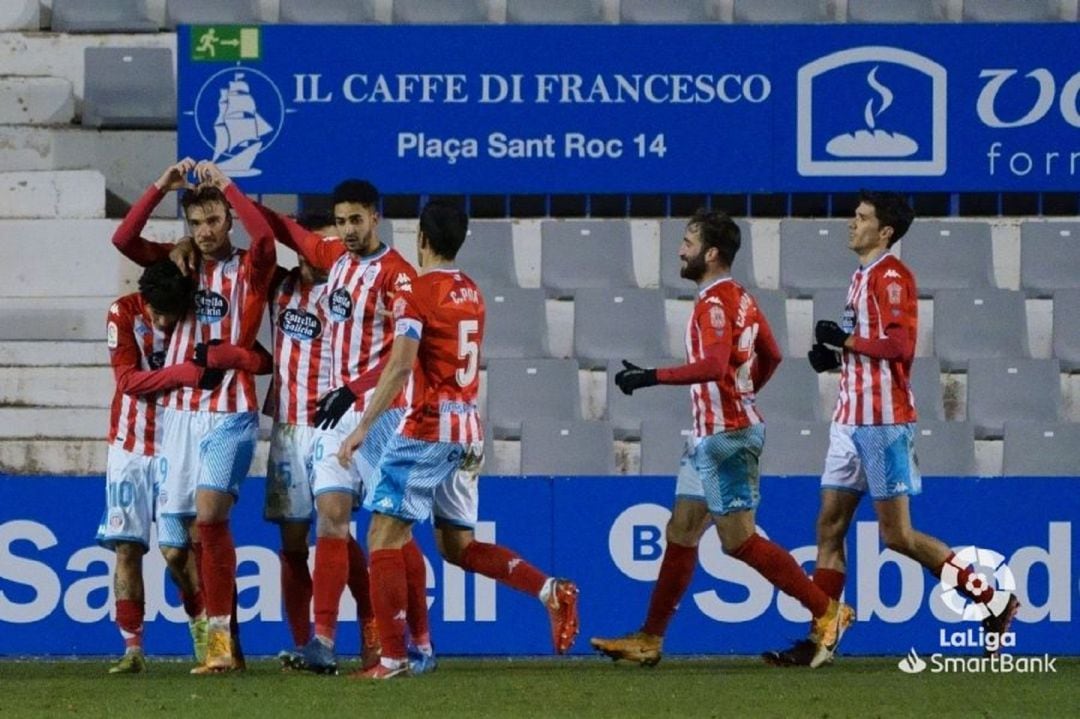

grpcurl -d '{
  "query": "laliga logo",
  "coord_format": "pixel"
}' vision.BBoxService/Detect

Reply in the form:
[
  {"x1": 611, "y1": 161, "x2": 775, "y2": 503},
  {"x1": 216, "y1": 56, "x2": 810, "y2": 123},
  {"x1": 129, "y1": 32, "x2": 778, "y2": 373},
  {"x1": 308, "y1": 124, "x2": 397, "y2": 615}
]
[
  {"x1": 186, "y1": 66, "x2": 289, "y2": 177},
  {"x1": 938, "y1": 546, "x2": 1017, "y2": 621},
  {"x1": 898, "y1": 647, "x2": 927, "y2": 674},
  {"x1": 797, "y1": 46, "x2": 946, "y2": 176}
]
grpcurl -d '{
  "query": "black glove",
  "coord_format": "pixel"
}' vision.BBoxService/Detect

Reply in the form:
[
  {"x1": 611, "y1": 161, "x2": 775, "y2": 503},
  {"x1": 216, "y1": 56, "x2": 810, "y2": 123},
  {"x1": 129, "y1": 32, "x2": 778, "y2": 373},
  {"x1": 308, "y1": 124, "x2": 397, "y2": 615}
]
[
  {"x1": 814, "y1": 320, "x2": 849, "y2": 351},
  {"x1": 193, "y1": 339, "x2": 222, "y2": 368},
  {"x1": 807, "y1": 343, "x2": 841, "y2": 373},
  {"x1": 614, "y1": 360, "x2": 659, "y2": 396},
  {"x1": 313, "y1": 385, "x2": 357, "y2": 430},
  {"x1": 198, "y1": 368, "x2": 226, "y2": 390}
]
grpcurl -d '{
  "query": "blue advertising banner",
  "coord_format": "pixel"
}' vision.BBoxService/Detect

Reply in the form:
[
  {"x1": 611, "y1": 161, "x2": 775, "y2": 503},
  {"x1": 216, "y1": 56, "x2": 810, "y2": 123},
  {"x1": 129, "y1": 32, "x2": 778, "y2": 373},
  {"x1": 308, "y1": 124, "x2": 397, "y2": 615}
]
[
  {"x1": 176, "y1": 24, "x2": 1080, "y2": 194},
  {"x1": 2, "y1": 474, "x2": 1077, "y2": 658}
]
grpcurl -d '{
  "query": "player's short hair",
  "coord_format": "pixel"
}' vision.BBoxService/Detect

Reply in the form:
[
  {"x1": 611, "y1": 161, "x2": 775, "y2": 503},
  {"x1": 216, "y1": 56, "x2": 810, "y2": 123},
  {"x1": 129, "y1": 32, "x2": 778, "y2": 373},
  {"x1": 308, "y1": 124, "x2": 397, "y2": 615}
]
[
  {"x1": 138, "y1": 260, "x2": 195, "y2": 316},
  {"x1": 419, "y1": 201, "x2": 469, "y2": 260},
  {"x1": 296, "y1": 210, "x2": 334, "y2": 232},
  {"x1": 331, "y1": 179, "x2": 379, "y2": 210},
  {"x1": 179, "y1": 185, "x2": 229, "y2": 214},
  {"x1": 859, "y1": 190, "x2": 914, "y2": 247},
  {"x1": 688, "y1": 208, "x2": 741, "y2": 268}
]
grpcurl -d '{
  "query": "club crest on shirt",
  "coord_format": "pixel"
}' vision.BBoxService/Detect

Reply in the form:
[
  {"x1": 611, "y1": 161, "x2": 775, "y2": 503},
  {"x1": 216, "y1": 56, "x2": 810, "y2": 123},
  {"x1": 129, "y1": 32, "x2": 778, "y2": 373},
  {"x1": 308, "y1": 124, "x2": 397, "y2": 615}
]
[
  {"x1": 279, "y1": 308, "x2": 322, "y2": 341},
  {"x1": 329, "y1": 287, "x2": 353, "y2": 321},
  {"x1": 886, "y1": 282, "x2": 903, "y2": 305},
  {"x1": 107, "y1": 321, "x2": 118, "y2": 349},
  {"x1": 194, "y1": 290, "x2": 229, "y2": 324},
  {"x1": 841, "y1": 304, "x2": 857, "y2": 333},
  {"x1": 709, "y1": 305, "x2": 726, "y2": 332},
  {"x1": 362, "y1": 264, "x2": 380, "y2": 285},
  {"x1": 392, "y1": 296, "x2": 408, "y2": 319}
]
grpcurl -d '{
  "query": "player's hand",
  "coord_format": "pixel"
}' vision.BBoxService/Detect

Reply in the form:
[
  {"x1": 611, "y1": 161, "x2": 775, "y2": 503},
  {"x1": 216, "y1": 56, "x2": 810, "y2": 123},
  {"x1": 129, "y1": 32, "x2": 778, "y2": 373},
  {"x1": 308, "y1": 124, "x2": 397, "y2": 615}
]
[
  {"x1": 807, "y1": 343, "x2": 842, "y2": 373},
  {"x1": 614, "y1": 360, "x2": 658, "y2": 396},
  {"x1": 197, "y1": 367, "x2": 226, "y2": 390},
  {"x1": 814, "y1": 320, "x2": 850, "y2": 351},
  {"x1": 154, "y1": 158, "x2": 196, "y2": 192},
  {"x1": 314, "y1": 385, "x2": 357, "y2": 430},
  {"x1": 193, "y1": 339, "x2": 222, "y2": 368},
  {"x1": 169, "y1": 236, "x2": 198, "y2": 277},
  {"x1": 336, "y1": 426, "x2": 367, "y2": 468},
  {"x1": 194, "y1": 160, "x2": 232, "y2": 190}
]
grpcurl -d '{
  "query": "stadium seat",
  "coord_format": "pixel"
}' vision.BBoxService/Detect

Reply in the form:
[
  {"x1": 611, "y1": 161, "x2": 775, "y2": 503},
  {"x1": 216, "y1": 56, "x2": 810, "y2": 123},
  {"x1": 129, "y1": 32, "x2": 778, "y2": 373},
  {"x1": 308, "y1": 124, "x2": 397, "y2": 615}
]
[
  {"x1": 506, "y1": 0, "x2": 606, "y2": 23},
  {"x1": 932, "y1": 289, "x2": 1029, "y2": 371},
  {"x1": 520, "y1": 419, "x2": 615, "y2": 475},
  {"x1": 165, "y1": 0, "x2": 260, "y2": 28},
  {"x1": 620, "y1": 0, "x2": 712, "y2": 23},
  {"x1": 486, "y1": 358, "x2": 580, "y2": 439},
  {"x1": 392, "y1": 0, "x2": 490, "y2": 23},
  {"x1": 779, "y1": 220, "x2": 855, "y2": 296},
  {"x1": 456, "y1": 220, "x2": 518, "y2": 289},
  {"x1": 541, "y1": 220, "x2": 636, "y2": 298},
  {"x1": 915, "y1": 421, "x2": 976, "y2": 476},
  {"x1": 961, "y1": 0, "x2": 1058, "y2": 22},
  {"x1": 732, "y1": 0, "x2": 832, "y2": 23},
  {"x1": 1002, "y1": 421, "x2": 1080, "y2": 477},
  {"x1": 484, "y1": 286, "x2": 551, "y2": 362},
  {"x1": 639, "y1": 421, "x2": 692, "y2": 475},
  {"x1": 279, "y1": 0, "x2": 379, "y2": 23},
  {"x1": 573, "y1": 288, "x2": 668, "y2": 369},
  {"x1": 847, "y1": 0, "x2": 948, "y2": 22},
  {"x1": 1020, "y1": 221, "x2": 1080, "y2": 298},
  {"x1": 812, "y1": 288, "x2": 849, "y2": 330},
  {"x1": 754, "y1": 289, "x2": 790, "y2": 355},
  {"x1": 910, "y1": 356, "x2": 945, "y2": 421},
  {"x1": 0, "y1": 0, "x2": 39, "y2": 30},
  {"x1": 52, "y1": 0, "x2": 158, "y2": 32},
  {"x1": 755, "y1": 362, "x2": 821, "y2": 422},
  {"x1": 1052, "y1": 290, "x2": 1080, "y2": 372},
  {"x1": 606, "y1": 358, "x2": 687, "y2": 440},
  {"x1": 481, "y1": 431, "x2": 519, "y2": 475},
  {"x1": 760, "y1": 421, "x2": 830, "y2": 476},
  {"x1": 900, "y1": 221, "x2": 995, "y2": 297},
  {"x1": 82, "y1": 48, "x2": 175, "y2": 129},
  {"x1": 966, "y1": 358, "x2": 1062, "y2": 440},
  {"x1": 660, "y1": 217, "x2": 754, "y2": 298}
]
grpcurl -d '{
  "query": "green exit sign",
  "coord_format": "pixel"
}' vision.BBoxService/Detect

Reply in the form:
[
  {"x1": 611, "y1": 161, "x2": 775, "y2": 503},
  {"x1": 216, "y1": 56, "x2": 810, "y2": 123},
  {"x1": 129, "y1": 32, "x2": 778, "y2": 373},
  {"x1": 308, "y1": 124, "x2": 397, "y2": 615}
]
[{"x1": 191, "y1": 26, "x2": 261, "y2": 61}]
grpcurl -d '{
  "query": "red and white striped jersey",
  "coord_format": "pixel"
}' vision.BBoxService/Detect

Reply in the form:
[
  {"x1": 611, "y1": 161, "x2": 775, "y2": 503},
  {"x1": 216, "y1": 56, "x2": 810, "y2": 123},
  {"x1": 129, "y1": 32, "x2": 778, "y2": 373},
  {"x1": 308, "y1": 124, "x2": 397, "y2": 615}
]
[
  {"x1": 107, "y1": 294, "x2": 169, "y2": 456},
  {"x1": 324, "y1": 243, "x2": 417, "y2": 411},
  {"x1": 832, "y1": 253, "x2": 918, "y2": 425},
  {"x1": 263, "y1": 269, "x2": 333, "y2": 425},
  {"x1": 684, "y1": 277, "x2": 772, "y2": 437},
  {"x1": 393, "y1": 268, "x2": 484, "y2": 444},
  {"x1": 160, "y1": 247, "x2": 272, "y2": 413}
]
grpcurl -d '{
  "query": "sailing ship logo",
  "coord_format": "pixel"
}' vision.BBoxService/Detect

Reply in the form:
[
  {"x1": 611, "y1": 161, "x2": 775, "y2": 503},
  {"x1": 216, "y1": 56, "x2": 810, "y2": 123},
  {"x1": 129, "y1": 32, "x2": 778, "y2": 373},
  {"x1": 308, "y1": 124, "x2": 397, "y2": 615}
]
[{"x1": 190, "y1": 66, "x2": 285, "y2": 177}]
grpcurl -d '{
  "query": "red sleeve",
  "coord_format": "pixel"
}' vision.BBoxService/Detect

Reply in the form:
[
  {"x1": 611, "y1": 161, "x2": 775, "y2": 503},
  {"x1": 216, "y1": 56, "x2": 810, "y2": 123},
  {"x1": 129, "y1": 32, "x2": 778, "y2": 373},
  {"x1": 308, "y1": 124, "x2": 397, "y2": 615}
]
[
  {"x1": 346, "y1": 354, "x2": 390, "y2": 396},
  {"x1": 111, "y1": 184, "x2": 175, "y2": 266},
  {"x1": 751, "y1": 317, "x2": 782, "y2": 390},
  {"x1": 226, "y1": 183, "x2": 277, "y2": 292},
  {"x1": 255, "y1": 202, "x2": 345, "y2": 271},
  {"x1": 656, "y1": 302, "x2": 731, "y2": 384},
  {"x1": 108, "y1": 304, "x2": 200, "y2": 394},
  {"x1": 206, "y1": 341, "x2": 273, "y2": 374},
  {"x1": 850, "y1": 269, "x2": 917, "y2": 361}
]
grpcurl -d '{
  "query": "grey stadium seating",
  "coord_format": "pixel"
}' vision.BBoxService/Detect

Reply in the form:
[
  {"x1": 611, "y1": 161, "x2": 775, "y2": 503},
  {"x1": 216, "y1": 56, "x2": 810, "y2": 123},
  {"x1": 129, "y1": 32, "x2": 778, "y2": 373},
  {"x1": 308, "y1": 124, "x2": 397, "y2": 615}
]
[
  {"x1": 914, "y1": 421, "x2": 976, "y2": 476},
  {"x1": 485, "y1": 358, "x2": 580, "y2": 439},
  {"x1": 606, "y1": 358, "x2": 687, "y2": 440},
  {"x1": 165, "y1": 0, "x2": 260, "y2": 29},
  {"x1": 572, "y1": 288, "x2": 668, "y2": 369},
  {"x1": 961, "y1": 0, "x2": 1059, "y2": 22},
  {"x1": 52, "y1": 0, "x2": 158, "y2": 32},
  {"x1": 1020, "y1": 221, "x2": 1080, "y2": 298},
  {"x1": 483, "y1": 286, "x2": 551, "y2": 362},
  {"x1": 812, "y1": 288, "x2": 850, "y2": 330},
  {"x1": 932, "y1": 289, "x2": 1029, "y2": 371},
  {"x1": 456, "y1": 221, "x2": 518, "y2": 290},
  {"x1": 847, "y1": 0, "x2": 949, "y2": 22},
  {"x1": 541, "y1": 220, "x2": 636, "y2": 298},
  {"x1": 506, "y1": 0, "x2": 606, "y2": 23},
  {"x1": 760, "y1": 421, "x2": 830, "y2": 476},
  {"x1": 966, "y1": 358, "x2": 1062, "y2": 440},
  {"x1": 754, "y1": 289, "x2": 790, "y2": 355},
  {"x1": 900, "y1": 221, "x2": 995, "y2": 297},
  {"x1": 639, "y1": 421, "x2": 692, "y2": 475},
  {"x1": 1002, "y1": 421, "x2": 1080, "y2": 477},
  {"x1": 279, "y1": 0, "x2": 379, "y2": 23},
  {"x1": 910, "y1": 356, "x2": 945, "y2": 421},
  {"x1": 82, "y1": 48, "x2": 175, "y2": 129},
  {"x1": 755, "y1": 361, "x2": 821, "y2": 422},
  {"x1": 392, "y1": 0, "x2": 490, "y2": 23},
  {"x1": 520, "y1": 419, "x2": 615, "y2": 475},
  {"x1": 1052, "y1": 290, "x2": 1080, "y2": 372},
  {"x1": 620, "y1": 0, "x2": 712, "y2": 23},
  {"x1": 732, "y1": 0, "x2": 832, "y2": 23},
  {"x1": 779, "y1": 220, "x2": 855, "y2": 296},
  {"x1": 660, "y1": 217, "x2": 755, "y2": 298}
]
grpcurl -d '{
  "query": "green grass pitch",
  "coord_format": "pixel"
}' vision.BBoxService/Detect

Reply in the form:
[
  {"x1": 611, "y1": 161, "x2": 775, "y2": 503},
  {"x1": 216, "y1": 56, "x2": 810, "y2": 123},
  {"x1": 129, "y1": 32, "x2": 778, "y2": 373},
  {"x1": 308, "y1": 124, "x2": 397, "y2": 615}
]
[{"x1": 0, "y1": 656, "x2": 1076, "y2": 718}]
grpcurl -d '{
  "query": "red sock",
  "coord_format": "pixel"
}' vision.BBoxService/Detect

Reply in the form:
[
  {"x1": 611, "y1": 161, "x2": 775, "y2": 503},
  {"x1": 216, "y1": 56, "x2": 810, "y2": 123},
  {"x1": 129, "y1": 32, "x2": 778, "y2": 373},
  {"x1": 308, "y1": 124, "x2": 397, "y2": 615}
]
[
  {"x1": 280, "y1": 549, "x2": 312, "y2": 647},
  {"x1": 939, "y1": 551, "x2": 995, "y2": 605},
  {"x1": 196, "y1": 521, "x2": 236, "y2": 619},
  {"x1": 116, "y1": 598, "x2": 144, "y2": 650},
  {"x1": 458, "y1": 541, "x2": 547, "y2": 596},
  {"x1": 402, "y1": 538, "x2": 431, "y2": 646},
  {"x1": 642, "y1": 541, "x2": 697, "y2": 637},
  {"x1": 180, "y1": 588, "x2": 205, "y2": 619},
  {"x1": 369, "y1": 549, "x2": 409, "y2": 660},
  {"x1": 812, "y1": 568, "x2": 846, "y2": 601},
  {"x1": 346, "y1": 537, "x2": 374, "y2": 624},
  {"x1": 312, "y1": 537, "x2": 349, "y2": 642},
  {"x1": 733, "y1": 534, "x2": 831, "y2": 618}
]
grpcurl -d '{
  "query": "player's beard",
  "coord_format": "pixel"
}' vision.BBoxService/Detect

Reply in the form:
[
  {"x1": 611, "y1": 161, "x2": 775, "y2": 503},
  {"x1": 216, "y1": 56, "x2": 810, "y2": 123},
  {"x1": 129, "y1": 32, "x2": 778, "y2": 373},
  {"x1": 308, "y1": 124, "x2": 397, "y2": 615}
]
[
  {"x1": 344, "y1": 230, "x2": 374, "y2": 255},
  {"x1": 680, "y1": 251, "x2": 706, "y2": 282}
]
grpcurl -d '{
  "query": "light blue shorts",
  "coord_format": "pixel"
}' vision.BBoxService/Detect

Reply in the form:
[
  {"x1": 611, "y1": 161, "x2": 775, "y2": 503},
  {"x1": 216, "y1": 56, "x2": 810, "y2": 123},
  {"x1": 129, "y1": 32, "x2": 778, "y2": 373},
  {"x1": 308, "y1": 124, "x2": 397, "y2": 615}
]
[
  {"x1": 97, "y1": 445, "x2": 191, "y2": 550},
  {"x1": 677, "y1": 425, "x2": 765, "y2": 516},
  {"x1": 264, "y1": 422, "x2": 320, "y2": 523},
  {"x1": 821, "y1": 422, "x2": 922, "y2": 500},
  {"x1": 364, "y1": 434, "x2": 472, "y2": 524}
]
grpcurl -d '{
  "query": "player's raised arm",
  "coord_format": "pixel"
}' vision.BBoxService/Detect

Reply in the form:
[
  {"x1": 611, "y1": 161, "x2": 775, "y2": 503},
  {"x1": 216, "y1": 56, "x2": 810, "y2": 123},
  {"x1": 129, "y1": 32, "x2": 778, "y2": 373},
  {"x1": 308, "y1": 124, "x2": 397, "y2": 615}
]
[
  {"x1": 255, "y1": 202, "x2": 344, "y2": 271},
  {"x1": 111, "y1": 159, "x2": 193, "y2": 266}
]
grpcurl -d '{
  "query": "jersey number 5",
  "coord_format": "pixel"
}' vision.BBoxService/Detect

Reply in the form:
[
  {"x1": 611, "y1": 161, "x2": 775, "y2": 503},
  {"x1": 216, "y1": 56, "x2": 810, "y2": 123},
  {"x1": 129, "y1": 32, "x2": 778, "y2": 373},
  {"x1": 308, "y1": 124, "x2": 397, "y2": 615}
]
[{"x1": 456, "y1": 319, "x2": 479, "y2": 387}]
